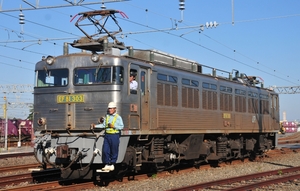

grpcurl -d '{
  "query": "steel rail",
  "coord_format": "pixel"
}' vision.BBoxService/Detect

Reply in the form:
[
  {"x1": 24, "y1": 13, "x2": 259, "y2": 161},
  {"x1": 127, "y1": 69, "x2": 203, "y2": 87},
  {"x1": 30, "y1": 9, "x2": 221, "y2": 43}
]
[
  {"x1": 0, "y1": 152, "x2": 33, "y2": 159},
  {"x1": 0, "y1": 163, "x2": 40, "y2": 173},
  {"x1": 167, "y1": 166, "x2": 300, "y2": 191},
  {"x1": 226, "y1": 173, "x2": 300, "y2": 191}
]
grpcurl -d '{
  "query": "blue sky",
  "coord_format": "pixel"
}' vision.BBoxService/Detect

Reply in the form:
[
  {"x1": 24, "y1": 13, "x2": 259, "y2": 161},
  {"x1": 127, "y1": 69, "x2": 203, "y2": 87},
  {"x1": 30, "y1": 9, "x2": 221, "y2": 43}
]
[{"x1": 0, "y1": 0, "x2": 299, "y2": 120}]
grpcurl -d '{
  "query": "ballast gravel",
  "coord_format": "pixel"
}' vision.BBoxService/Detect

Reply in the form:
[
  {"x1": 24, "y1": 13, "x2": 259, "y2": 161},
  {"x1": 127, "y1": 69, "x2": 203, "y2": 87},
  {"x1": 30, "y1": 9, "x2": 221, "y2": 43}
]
[
  {"x1": 1, "y1": 145, "x2": 300, "y2": 190},
  {"x1": 92, "y1": 146, "x2": 300, "y2": 191}
]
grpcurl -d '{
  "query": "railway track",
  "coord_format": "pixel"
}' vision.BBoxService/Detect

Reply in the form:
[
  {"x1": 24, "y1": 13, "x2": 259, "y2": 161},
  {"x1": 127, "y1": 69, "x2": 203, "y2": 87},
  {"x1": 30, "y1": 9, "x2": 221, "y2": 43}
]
[
  {"x1": 0, "y1": 172, "x2": 35, "y2": 188},
  {"x1": 0, "y1": 158, "x2": 300, "y2": 191},
  {"x1": 0, "y1": 168, "x2": 61, "y2": 189},
  {"x1": 0, "y1": 167, "x2": 141, "y2": 190},
  {"x1": 0, "y1": 159, "x2": 293, "y2": 191},
  {"x1": 0, "y1": 151, "x2": 33, "y2": 159},
  {"x1": 2, "y1": 178, "x2": 96, "y2": 191},
  {"x1": 0, "y1": 163, "x2": 40, "y2": 173},
  {"x1": 167, "y1": 166, "x2": 300, "y2": 191},
  {"x1": 0, "y1": 138, "x2": 299, "y2": 190},
  {"x1": 278, "y1": 132, "x2": 300, "y2": 144},
  {"x1": 0, "y1": 140, "x2": 33, "y2": 150}
]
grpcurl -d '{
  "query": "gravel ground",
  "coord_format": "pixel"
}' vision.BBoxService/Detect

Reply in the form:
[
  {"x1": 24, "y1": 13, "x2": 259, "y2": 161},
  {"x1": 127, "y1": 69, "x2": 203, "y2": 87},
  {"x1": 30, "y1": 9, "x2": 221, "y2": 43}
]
[
  {"x1": 2, "y1": 147, "x2": 300, "y2": 190},
  {"x1": 0, "y1": 156, "x2": 36, "y2": 168},
  {"x1": 89, "y1": 147, "x2": 300, "y2": 191},
  {"x1": 0, "y1": 155, "x2": 37, "y2": 177}
]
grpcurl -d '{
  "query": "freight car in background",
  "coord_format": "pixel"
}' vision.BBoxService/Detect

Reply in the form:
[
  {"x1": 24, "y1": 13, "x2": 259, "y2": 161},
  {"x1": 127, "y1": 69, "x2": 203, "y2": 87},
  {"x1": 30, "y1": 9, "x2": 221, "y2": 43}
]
[
  {"x1": 281, "y1": 121, "x2": 298, "y2": 133},
  {"x1": 0, "y1": 119, "x2": 33, "y2": 143},
  {"x1": 32, "y1": 9, "x2": 280, "y2": 180}
]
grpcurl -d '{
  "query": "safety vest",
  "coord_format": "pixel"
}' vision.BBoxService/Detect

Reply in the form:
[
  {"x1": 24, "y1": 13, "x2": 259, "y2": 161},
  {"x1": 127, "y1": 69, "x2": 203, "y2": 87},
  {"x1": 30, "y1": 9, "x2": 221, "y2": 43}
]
[{"x1": 105, "y1": 114, "x2": 119, "y2": 134}]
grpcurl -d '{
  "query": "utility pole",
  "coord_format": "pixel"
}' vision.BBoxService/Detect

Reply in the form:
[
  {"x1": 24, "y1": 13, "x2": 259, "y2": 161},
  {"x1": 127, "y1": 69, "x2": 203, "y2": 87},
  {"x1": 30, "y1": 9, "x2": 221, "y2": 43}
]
[
  {"x1": 3, "y1": 96, "x2": 8, "y2": 150},
  {"x1": 1, "y1": 84, "x2": 34, "y2": 150}
]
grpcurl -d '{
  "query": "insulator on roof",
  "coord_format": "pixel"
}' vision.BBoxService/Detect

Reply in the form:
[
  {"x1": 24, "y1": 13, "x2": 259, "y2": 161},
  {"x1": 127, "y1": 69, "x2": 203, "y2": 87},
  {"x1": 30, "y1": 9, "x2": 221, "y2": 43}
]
[
  {"x1": 19, "y1": 11, "x2": 25, "y2": 25},
  {"x1": 179, "y1": 0, "x2": 185, "y2": 10},
  {"x1": 101, "y1": 3, "x2": 106, "y2": 10}
]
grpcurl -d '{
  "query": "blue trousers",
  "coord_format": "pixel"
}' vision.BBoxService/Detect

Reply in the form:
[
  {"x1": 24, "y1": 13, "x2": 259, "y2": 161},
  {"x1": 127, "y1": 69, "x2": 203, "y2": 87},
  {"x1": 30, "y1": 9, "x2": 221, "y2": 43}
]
[{"x1": 102, "y1": 133, "x2": 120, "y2": 164}]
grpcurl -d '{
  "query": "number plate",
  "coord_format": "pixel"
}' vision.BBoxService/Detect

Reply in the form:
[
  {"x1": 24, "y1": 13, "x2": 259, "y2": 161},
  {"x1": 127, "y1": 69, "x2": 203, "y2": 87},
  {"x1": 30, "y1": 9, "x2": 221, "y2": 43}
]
[
  {"x1": 57, "y1": 94, "x2": 84, "y2": 103},
  {"x1": 223, "y1": 113, "x2": 231, "y2": 119}
]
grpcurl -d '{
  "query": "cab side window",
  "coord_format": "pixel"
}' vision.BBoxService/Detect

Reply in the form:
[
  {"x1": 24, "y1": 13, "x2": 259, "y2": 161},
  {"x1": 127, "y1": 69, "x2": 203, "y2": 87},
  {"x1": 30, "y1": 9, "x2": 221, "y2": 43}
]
[{"x1": 130, "y1": 69, "x2": 138, "y2": 94}]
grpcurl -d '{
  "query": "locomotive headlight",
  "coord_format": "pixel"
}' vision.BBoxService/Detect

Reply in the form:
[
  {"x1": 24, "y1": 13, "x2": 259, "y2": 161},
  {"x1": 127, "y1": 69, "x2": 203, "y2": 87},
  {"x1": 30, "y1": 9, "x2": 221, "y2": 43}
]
[
  {"x1": 37, "y1": 117, "x2": 46, "y2": 126},
  {"x1": 91, "y1": 53, "x2": 99, "y2": 62},
  {"x1": 46, "y1": 56, "x2": 55, "y2": 65}
]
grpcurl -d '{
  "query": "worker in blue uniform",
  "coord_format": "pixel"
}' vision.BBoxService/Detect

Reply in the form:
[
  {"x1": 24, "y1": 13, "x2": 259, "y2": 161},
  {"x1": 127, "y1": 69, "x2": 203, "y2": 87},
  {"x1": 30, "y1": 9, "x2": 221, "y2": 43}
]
[{"x1": 91, "y1": 102, "x2": 124, "y2": 171}]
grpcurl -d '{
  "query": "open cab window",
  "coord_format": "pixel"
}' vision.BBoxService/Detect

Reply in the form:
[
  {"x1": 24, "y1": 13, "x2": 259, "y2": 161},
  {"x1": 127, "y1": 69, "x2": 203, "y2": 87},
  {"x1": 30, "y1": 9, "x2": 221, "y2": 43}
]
[{"x1": 129, "y1": 69, "x2": 138, "y2": 94}]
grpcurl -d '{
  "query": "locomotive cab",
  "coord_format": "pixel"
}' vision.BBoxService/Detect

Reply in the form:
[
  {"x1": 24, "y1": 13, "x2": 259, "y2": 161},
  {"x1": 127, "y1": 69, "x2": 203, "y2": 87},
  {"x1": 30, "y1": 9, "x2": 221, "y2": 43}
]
[{"x1": 33, "y1": 44, "x2": 153, "y2": 178}]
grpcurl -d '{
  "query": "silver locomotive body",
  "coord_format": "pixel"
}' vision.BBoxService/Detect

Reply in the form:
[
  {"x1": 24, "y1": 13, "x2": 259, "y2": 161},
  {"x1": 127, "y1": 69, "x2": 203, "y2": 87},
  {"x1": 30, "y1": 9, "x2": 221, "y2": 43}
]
[{"x1": 33, "y1": 48, "x2": 280, "y2": 179}]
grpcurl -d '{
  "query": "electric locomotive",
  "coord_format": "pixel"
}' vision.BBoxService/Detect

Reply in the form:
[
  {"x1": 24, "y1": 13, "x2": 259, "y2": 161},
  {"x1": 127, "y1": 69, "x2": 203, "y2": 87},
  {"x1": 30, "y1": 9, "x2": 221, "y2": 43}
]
[{"x1": 33, "y1": 10, "x2": 280, "y2": 179}]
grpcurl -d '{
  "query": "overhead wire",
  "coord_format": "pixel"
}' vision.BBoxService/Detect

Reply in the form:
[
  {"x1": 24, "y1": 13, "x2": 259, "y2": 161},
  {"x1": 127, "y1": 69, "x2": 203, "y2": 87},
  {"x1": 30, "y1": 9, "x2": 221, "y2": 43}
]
[
  {"x1": 199, "y1": 32, "x2": 300, "y2": 84},
  {"x1": 0, "y1": 11, "x2": 81, "y2": 54},
  {"x1": 0, "y1": 43, "x2": 45, "y2": 56},
  {"x1": 117, "y1": 3, "x2": 300, "y2": 86},
  {"x1": 120, "y1": 1, "x2": 300, "y2": 85},
  {"x1": 0, "y1": 12, "x2": 81, "y2": 37},
  {"x1": 0, "y1": 12, "x2": 81, "y2": 68},
  {"x1": 0, "y1": 61, "x2": 31, "y2": 71},
  {"x1": 0, "y1": 53, "x2": 35, "y2": 65},
  {"x1": 0, "y1": 2, "x2": 299, "y2": 118},
  {"x1": 115, "y1": 14, "x2": 300, "y2": 85},
  {"x1": 0, "y1": 2, "x2": 299, "y2": 86}
]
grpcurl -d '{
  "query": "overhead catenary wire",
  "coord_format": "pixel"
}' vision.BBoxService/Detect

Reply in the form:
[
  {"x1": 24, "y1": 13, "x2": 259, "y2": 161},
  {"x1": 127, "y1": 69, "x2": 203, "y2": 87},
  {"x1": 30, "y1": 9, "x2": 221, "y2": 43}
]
[
  {"x1": 0, "y1": 1, "x2": 299, "y2": 119},
  {"x1": 115, "y1": 14, "x2": 300, "y2": 86},
  {"x1": 0, "y1": 0, "x2": 128, "y2": 13},
  {"x1": 0, "y1": 53, "x2": 35, "y2": 65},
  {"x1": 0, "y1": 12, "x2": 82, "y2": 37},
  {"x1": 0, "y1": 2, "x2": 299, "y2": 87},
  {"x1": 0, "y1": 19, "x2": 299, "y2": 86}
]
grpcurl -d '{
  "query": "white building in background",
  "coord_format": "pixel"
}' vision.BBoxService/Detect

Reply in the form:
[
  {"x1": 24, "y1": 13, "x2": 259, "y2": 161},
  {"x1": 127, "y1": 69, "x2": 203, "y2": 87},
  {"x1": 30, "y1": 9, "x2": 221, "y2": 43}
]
[{"x1": 282, "y1": 111, "x2": 287, "y2": 122}]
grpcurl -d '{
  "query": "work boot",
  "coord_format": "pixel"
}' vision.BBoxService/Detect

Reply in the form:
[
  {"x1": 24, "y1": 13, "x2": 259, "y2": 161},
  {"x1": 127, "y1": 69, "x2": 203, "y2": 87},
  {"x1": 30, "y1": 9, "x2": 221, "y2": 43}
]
[
  {"x1": 107, "y1": 164, "x2": 114, "y2": 171},
  {"x1": 102, "y1": 165, "x2": 110, "y2": 171}
]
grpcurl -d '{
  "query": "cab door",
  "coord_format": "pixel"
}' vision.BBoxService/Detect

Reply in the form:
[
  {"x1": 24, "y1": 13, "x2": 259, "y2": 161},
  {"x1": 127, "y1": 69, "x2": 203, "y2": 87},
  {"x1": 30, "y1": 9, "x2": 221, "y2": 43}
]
[
  {"x1": 139, "y1": 68, "x2": 150, "y2": 130},
  {"x1": 128, "y1": 65, "x2": 150, "y2": 131},
  {"x1": 271, "y1": 94, "x2": 280, "y2": 130}
]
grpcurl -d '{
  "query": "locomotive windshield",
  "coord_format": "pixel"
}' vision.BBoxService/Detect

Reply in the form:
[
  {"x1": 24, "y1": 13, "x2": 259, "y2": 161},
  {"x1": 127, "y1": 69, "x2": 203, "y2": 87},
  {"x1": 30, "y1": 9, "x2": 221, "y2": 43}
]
[
  {"x1": 36, "y1": 68, "x2": 68, "y2": 87},
  {"x1": 74, "y1": 66, "x2": 123, "y2": 85}
]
